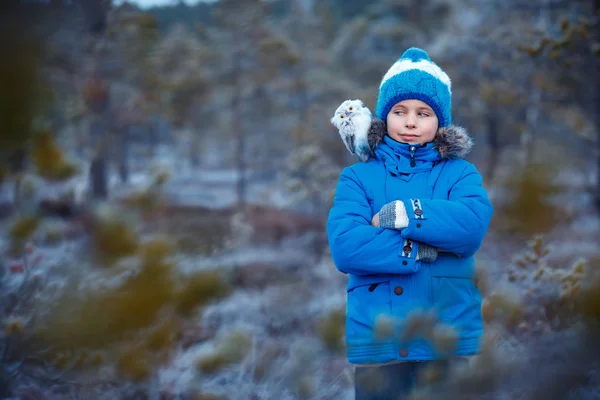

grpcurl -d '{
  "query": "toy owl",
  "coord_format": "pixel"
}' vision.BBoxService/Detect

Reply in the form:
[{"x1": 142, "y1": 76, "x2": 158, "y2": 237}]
[{"x1": 330, "y1": 99, "x2": 386, "y2": 162}]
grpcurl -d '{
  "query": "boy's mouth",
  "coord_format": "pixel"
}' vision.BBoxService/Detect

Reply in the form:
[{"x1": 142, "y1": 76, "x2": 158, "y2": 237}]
[{"x1": 400, "y1": 134, "x2": 419, "y2": 140}]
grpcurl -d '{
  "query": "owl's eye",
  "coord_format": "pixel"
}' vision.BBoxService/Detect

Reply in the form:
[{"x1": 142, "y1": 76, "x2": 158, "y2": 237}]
[
  {"x1": 340, "y1": 115, "x2": 344, "y2": 118},
  {"x1": 349, "y1": 107, "x2": 353, "y2": 111}
]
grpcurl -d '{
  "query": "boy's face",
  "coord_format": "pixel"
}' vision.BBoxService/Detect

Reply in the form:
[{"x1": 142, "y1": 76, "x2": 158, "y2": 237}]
[{"x1": 386, "y1": 99, "x2": 439, "y2": 145}]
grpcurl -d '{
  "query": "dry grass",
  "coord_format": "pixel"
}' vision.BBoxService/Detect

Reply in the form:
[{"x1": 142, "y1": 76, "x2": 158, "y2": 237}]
[
  {"x1": 145, "y1": 205, "x2": 232, "y2": 256},
  {"x1": 492, "y1": 163, "x2": 568, "y2": 237},
  {"x1": 317, "y1": 307, "x2": 346, "y2": 353}
]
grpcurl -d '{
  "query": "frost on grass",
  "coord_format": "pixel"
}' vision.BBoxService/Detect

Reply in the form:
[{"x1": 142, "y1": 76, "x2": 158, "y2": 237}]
[{"x1": 0, "y1": 201, "x2": 235, "y2": 396}]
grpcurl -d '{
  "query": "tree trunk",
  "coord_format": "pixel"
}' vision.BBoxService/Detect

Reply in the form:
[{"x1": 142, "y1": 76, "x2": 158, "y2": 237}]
[
  {"x1": 90, "y1": 154, "x2": 108, "y2": 200},
  {"x1": 189, "y1": 125, "x2": 201, "y2": 168},
  {"x1": 486, "y1": 111, "x2": 500, "y2": 181},
  {"x1": 117, "y1": 126, "x2": 129, "y2": 184},
  {"x1": 233, "y1": 55, "x2": 246, "y2": 209},
  {"x1": 522, "y1": 82, "x2": 540, "y2": 167},
  {"x1": 89, "y1": 118, "x2": 108, "y2": 200},
  {"x1": 595, "y1": 0, "x2": 600, "y2": 208},
  {"x1": 9, "y1": 148, "x2": 26, "y2": 207},
  {"x1": 521, "y1": 0, "x2": 550, "y2": 168}
]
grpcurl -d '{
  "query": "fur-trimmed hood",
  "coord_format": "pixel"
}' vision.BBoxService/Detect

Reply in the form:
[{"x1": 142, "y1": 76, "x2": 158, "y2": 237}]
[
  {"x1": 368, "y1": 124, "x2": 473, "y2": 160},
  {"x1": 433, "y1": 125, "x2": 473, "y2": 159}
]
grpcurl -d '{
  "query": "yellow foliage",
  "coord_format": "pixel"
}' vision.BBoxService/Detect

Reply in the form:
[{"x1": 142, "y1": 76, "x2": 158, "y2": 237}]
[
  {"x1": 399, "y1": 309, "x2": 437, "y2": 342},
  {"x1": 122, "y1": 170, "x2": 169, "y2": 216},
  {"x1": 566, "y1": 258, "x2": 600, "y2": 321},
  {"x1": 154, "y1": 170, "x2": 170, "y2": 186},
  {"x1": 481, "y1": 292, "x2": 523, "y2": 328},
  {"x1": 494, "y1": 164, "x2": 564, "y2": 236},
  {"x1": 550, "y1": 37, "x2": 570, "y2": 51},
  {"x1": 53, "y1": 162, "x2": 78, "y2": 181},
  {"x1": 296, "y1": 376, "x2": 316, "y2": 399},
  {"x1": 577, "y1": 24, "x2": 589, "y2": 40},
  {"x1": 9, "y1": 215, "x2": 39, "y2": 242},
  {"x1": 196, "y1": 353, "x2": 231, "y2": 374},
  {"x1": 44, "y1": 225, "x2": 64, "y2": 245},
  {"x1": 31, "y1": 131, "x2": 77, "y2": 181},
  {"x1": 89, "y1": 352, "x2": 106, "y2": 367},
  {"x1": 74, "y1": 350, "x2": 90, "y2": 369},
  {"x1": 520, "y1": 44, "x2": 542, "y2": 58},
  {"x1": 116, "y1": 346, "x2": 151, "y2": 382},
  {"x1": 37, "y1": 238, "x2": 175, "y2": 349},
  {"x1": 31, "y1": 131, "x2": 61, "y2": 168},
  {"x1": 136, "y1": 13, "x2": 158, "y2": 31},
  {"x1": 529, "y1": 235, "x2": 550, "y2": 258},
  {"x1": 122, "y1": 191, "x2": 163, "y2": 217},
  {"x1": 175, "y1": 270, "x2": 231, "y2": 317},
  {"x1": 196, "y1": 331, "x2": 251, "y2": 373},
  {"x1": 419, "y1": 363, "x2": 443, "y2": 386},
  {"x1": 431, "y1": 324, "x2": 459, "y2": 356},
  {"x1": 145, "y1": 318, "x2": 180, "y2": 351},
  {"x1": 374, "y1": 314, "x2": 395, "y2": 340},
  {"x1": 53, "y1": 351, "x2": 72, "y2": 370},
  {"x1": 4, "y1": 318, "x2": 25, "y2": 336},
  {"x1": 318, "y1": 307, "x2": 346, "y2": 352},
  {"x1": 258, "y1": 37, "x2": 299, "y2": 67},
  {"x1": 34, "y1": 236, "x2": 234, "y2": 383},
  {"x1": 92, "y1": 210, "x2": 139, "y2": 265},
  {"x1": 253, "y1": 344, "x2": 282, "y2": 381},
  {"x1": 560, "y1": 17, "x2": 570, "y2": 33}
]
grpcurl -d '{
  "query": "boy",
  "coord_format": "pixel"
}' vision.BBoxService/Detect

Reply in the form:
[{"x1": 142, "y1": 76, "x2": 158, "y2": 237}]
[{"x1": 327, "y1": 47, "x2": 494, "y2": 399}]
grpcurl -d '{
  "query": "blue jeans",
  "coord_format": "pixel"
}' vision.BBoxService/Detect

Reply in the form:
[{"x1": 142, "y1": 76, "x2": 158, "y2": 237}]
[{"x1": 354, "y1": 358, "x2": 467, "y2": 400}]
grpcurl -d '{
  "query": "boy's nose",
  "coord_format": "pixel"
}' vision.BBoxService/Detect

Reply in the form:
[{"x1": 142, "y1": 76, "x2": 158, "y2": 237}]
[{"x1": 405, "y1": 113, "x2": 416, "y2": 128}]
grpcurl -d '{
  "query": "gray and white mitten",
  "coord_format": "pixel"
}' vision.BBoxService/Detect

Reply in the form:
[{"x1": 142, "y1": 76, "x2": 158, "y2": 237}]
[
  {"x1": 378, "y1": 200, "x2": 438, "y2": 263},
  {"x1": 378, "y1": 200, "x2": 409, "y2": 230}
]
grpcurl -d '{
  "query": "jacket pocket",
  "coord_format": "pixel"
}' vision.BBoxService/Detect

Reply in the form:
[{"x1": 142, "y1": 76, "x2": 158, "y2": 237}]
[
  {"x1": 431, "y1": 275, "x2": 482, "y2": 333},
  {"x1": 346, "y1": 280, "x2": 392, "y2": 343}
]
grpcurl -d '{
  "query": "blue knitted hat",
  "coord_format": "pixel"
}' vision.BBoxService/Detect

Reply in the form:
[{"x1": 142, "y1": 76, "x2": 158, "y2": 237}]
[{"x1": 376, "y1": 47, "x2": 452, "y2": 128}]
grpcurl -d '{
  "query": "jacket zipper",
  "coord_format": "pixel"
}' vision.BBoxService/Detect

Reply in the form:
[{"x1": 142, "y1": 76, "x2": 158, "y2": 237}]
[{"x1": 409, "y1": 146, "x2": 417, "y2": 167}]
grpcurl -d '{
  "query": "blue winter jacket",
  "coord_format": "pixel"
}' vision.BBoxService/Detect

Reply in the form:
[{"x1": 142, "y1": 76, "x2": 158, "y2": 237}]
[{"x1": 327, "y1": 126, "x2": 494, "y2": 364}]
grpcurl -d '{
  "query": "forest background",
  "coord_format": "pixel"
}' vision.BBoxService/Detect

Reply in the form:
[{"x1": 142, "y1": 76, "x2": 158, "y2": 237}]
[{"x1": 1, "y1": 0, "x2": 600, "y2": 399}]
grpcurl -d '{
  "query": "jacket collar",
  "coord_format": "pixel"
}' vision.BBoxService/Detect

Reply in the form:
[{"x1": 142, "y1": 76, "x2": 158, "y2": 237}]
[
  {"x1": 375, "y1": 135, "x2": 440, "y2": 174},
  {"x1": 372, "y1": 125, "x2": 473, "y2": 174},
  {"x1": 370, "y1": 124, "x2": 473, "y2": 159}
]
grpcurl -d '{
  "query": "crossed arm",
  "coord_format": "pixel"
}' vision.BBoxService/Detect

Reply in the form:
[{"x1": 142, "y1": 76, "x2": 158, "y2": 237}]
[{"x1": 327, "y1": 164, "x2": 493, "y2": 275}]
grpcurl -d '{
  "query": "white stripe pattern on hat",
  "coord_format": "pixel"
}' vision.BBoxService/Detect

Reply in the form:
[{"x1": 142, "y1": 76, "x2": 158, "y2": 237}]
[{"x1": 379, "y1": 59, "x2": 452, "y2": 93}]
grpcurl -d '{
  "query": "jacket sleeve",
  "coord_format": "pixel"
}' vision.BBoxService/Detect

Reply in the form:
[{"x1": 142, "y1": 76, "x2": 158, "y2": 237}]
[
  {"x1": 327, "y1": 166, "x2": 421, "y2": 275},
  {"x1": 398, "y1": 162, "x2": 494, "y2": 258}
]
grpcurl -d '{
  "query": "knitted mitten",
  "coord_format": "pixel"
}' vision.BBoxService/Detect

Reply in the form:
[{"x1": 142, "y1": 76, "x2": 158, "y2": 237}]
[
  {"x1": 378, "y1": 200, "x2": 409, "y2": 230},
  {"x1": 378, "y1": 200, "x2": 438, "y2": 263},
  {"x1": 416, "y1": 244, "x2": 438, "y2": 263}
]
